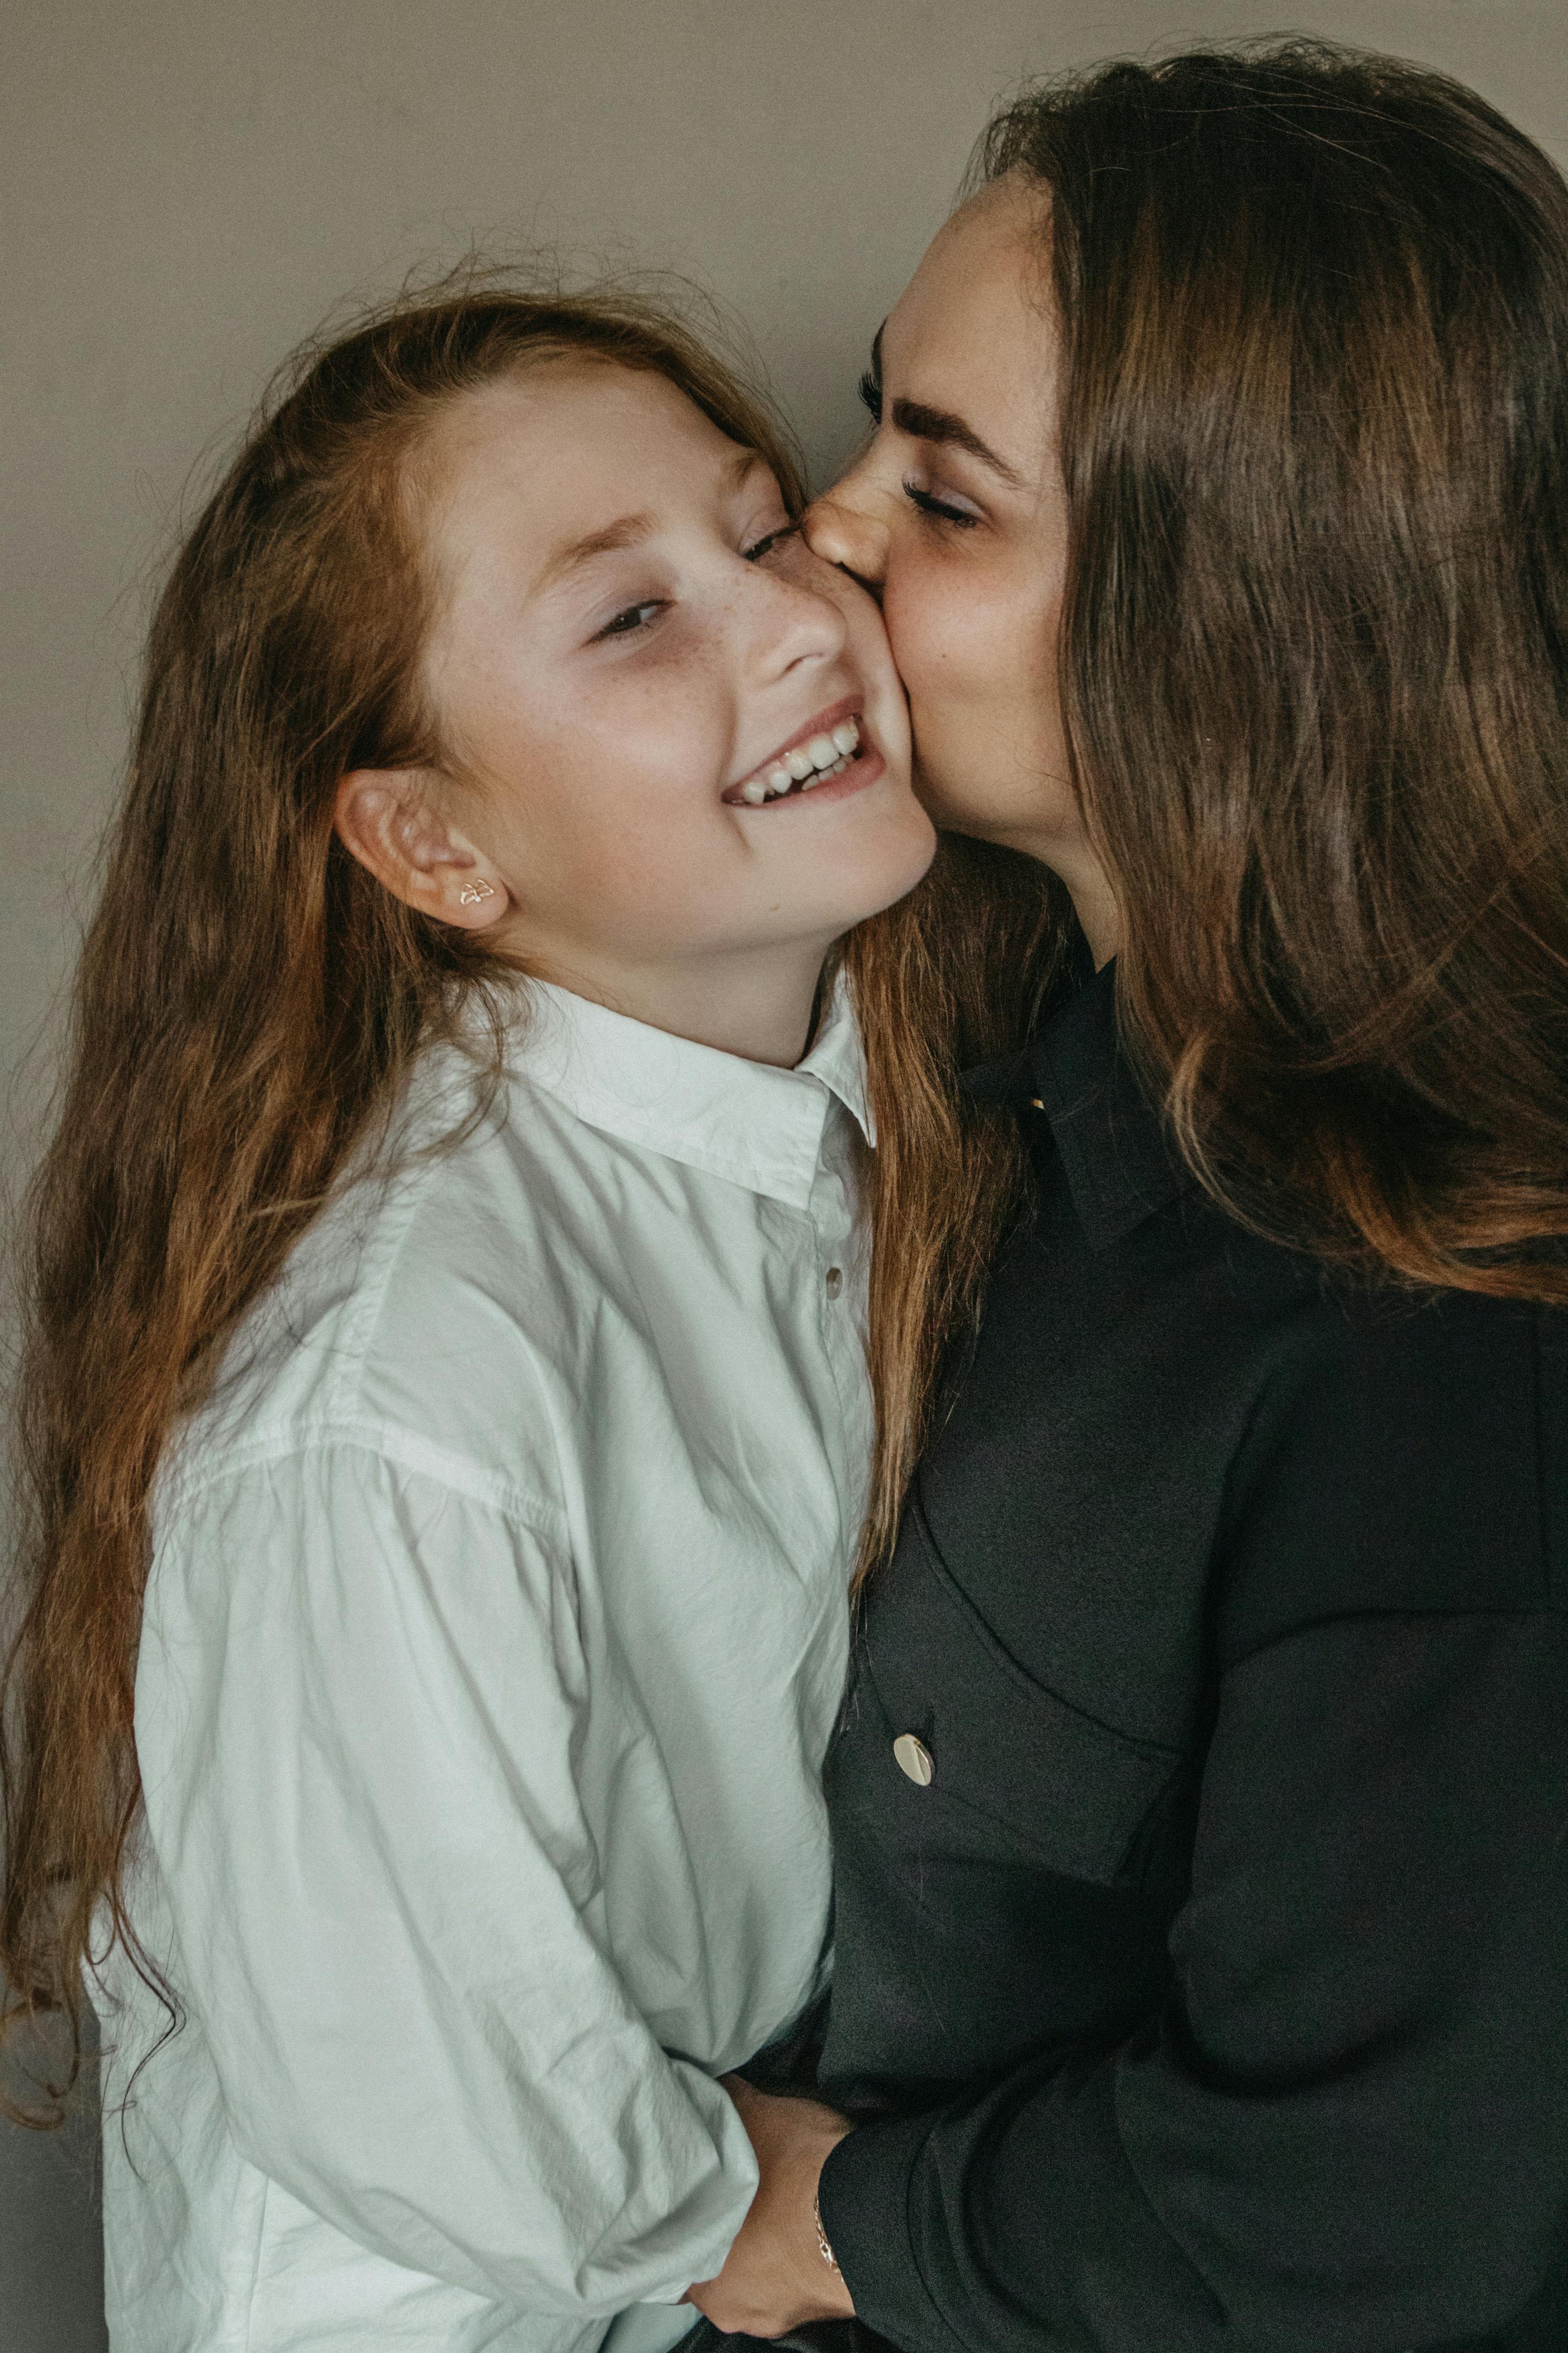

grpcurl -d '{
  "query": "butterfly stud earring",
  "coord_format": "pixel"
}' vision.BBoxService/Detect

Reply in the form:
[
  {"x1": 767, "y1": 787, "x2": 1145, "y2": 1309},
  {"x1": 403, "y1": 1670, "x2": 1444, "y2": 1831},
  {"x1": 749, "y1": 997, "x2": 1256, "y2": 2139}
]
[{"x1": 458, "y1": 878, "x2": 497, "y2": 907}]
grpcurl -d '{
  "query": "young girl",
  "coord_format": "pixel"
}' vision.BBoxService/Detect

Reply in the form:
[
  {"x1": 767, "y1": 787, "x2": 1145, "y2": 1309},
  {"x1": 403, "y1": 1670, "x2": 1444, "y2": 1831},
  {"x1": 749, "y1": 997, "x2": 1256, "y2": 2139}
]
[{"x1": 0, "y1": 284, "x2": 942, "y2": 2352}]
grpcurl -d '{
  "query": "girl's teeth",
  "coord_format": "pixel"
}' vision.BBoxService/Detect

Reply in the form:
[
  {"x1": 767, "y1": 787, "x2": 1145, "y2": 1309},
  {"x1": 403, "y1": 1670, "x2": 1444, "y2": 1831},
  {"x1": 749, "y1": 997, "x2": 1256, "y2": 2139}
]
[{"x1": 734, "y1": 715, "x2": 864, "y2": 804}]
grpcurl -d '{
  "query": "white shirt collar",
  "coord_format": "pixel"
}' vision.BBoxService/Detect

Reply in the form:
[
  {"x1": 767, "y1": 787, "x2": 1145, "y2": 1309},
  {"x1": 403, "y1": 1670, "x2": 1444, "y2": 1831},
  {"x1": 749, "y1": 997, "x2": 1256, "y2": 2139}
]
[{"x1": 506, "y1": 969, "x2": 874, "y2": 1209}]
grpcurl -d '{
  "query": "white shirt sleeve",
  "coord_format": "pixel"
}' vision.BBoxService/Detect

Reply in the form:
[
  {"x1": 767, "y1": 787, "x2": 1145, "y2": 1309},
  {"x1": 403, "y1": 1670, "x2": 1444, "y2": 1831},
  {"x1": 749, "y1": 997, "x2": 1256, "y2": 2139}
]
[{"x1": 134, "y1": 1438, "x2": 759, "y2": 2314}]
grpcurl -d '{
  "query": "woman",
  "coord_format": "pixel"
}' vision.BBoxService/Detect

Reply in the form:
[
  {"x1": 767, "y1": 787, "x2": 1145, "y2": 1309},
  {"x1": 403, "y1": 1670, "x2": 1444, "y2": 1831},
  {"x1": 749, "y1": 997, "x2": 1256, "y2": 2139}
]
[
  {"x1": 691, "y1": 41, "x2": 1568, "y2": 2352},
  {"x1": 0, "y1": 281, "x2": 964, "y2": 2352}
]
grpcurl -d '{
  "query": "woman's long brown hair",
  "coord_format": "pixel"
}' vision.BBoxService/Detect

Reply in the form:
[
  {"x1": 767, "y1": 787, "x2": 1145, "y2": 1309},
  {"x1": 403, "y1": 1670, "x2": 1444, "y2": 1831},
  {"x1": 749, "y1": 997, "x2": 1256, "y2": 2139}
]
[
  {"x1": 0, "y1": 276, "x2": 1055, "y2": 2119},
  {"x1": 867, "y1": 41, "x2": 1568, "y2": 1574},
  {"x1": 977, "y1": 40, "x2": 1568, "y2": 1294}
]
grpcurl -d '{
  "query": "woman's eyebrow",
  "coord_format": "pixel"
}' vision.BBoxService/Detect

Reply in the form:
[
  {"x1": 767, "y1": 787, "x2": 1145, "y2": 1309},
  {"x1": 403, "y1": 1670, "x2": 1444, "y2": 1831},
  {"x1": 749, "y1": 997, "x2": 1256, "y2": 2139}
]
[
  {"x1": 869, "y1": 323, "x2": 1025, "y2": 489},
  {"x1": 890, "y1": 397, "x2": 1025, "y2": 489}
]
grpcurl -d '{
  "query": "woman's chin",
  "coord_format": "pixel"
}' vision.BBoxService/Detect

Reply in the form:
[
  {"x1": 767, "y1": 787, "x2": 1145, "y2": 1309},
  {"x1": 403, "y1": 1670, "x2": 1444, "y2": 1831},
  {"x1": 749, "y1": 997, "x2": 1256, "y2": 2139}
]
[
  {"x1": 912, "y1": 764, "x2": 1056, "y2": 865},
  {"x1": 819, "y1": 803, "x2": 939, "y2": 932},
  {"x1": 915, "y1": 782, "x2": 1000, "y2": 842},
  {"x1": 910, "y1": 753, "x2": 987, "y2": 836}
]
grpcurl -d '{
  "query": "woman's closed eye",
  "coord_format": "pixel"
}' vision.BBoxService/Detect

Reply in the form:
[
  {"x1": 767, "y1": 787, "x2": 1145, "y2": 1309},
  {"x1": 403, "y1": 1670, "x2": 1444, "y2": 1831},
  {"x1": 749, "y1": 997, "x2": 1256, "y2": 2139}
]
[
  {"x1": 853, "y1": 370, "x2": 984, "y2": 529},
  {"x1": 903, "y1": 481, "x2": 984, "y2": 529}
]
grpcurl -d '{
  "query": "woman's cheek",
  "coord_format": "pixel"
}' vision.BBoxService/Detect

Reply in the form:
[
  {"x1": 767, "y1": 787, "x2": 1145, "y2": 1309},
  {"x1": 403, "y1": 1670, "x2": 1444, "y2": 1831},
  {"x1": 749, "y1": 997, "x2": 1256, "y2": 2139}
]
[
  {"x1": 884, "y1": 563, "x2": 995, "y2": 775},
  {"x1": 888, "y1": 561, "x2": 1067, "y2": 839},
  {"x1": 879, "y1": 565, "x2": 954, "y2": 732},
  {"x1": 898, "y1": 548, "x2": 1008, "y2": 708}
]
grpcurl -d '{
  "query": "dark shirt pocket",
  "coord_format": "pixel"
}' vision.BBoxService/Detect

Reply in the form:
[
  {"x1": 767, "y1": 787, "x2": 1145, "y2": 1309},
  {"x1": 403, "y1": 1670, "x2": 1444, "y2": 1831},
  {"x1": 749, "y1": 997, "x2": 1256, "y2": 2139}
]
[
  {"x1": 823, "y1": 1498, "x2": 1192, "y2": 2105},
  {"x1": 861, "y1": 1497, "x2": 1184, "y2": 1885}
]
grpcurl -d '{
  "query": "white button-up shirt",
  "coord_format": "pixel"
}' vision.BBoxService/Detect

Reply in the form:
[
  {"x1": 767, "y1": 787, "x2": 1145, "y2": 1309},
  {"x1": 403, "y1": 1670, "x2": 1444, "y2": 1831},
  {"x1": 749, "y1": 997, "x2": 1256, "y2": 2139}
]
[{"x1": 93, "y1": 976, "x2": 873, "y2": 2353}]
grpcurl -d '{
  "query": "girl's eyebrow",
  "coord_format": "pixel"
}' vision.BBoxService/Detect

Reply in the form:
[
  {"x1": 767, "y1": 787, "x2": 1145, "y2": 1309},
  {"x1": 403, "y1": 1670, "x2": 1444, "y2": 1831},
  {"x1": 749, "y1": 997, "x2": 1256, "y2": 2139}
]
[
  {"x1": 534, "y1": 513, "x2": 656, "y2": 598},
  {"x1": 533, "y1": 452, "x2": 767, "y2": 601}
]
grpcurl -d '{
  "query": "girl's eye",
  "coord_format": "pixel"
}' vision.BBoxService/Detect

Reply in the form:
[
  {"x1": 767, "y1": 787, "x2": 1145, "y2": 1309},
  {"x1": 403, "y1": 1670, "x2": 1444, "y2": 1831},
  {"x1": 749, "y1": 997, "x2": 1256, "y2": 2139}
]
[
  {"x1": 594, "y1": 600, "x2": 667, "y2": 641},
  {"x1": 743, "y1": 523, "x2": 799, "y2": 562},
  {"x1": 857, "y1": 370, "x2": 882, "y2": 423},
  {"x1": 903, "y1": 481, "x2": 983, "y2": 530}
]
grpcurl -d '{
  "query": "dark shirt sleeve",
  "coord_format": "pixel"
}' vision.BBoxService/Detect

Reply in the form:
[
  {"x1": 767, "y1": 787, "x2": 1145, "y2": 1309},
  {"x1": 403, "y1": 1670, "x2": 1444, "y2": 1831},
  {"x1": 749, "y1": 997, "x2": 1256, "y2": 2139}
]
[{"x1": 819, "y1": 1306, "x2": 1568, "y2": 2353}]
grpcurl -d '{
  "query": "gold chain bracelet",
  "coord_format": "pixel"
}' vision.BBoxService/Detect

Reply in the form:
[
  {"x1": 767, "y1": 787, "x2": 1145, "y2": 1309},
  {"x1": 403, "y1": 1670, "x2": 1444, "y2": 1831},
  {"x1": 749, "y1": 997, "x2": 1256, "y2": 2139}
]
[{"x1": 813, "y1": 2187, "x2": 839, "y2": 2272}]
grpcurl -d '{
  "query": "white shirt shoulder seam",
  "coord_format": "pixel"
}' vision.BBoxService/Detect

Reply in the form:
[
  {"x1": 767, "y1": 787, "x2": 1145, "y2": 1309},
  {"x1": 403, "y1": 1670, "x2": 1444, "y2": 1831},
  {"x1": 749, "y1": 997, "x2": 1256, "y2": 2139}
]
[
  {"x1": 157, "y1": 1417, "x2": 568, "y2": 1544},
  {"x1": 319, "y1": 1116, "x2": 475, "y2": 1420}
]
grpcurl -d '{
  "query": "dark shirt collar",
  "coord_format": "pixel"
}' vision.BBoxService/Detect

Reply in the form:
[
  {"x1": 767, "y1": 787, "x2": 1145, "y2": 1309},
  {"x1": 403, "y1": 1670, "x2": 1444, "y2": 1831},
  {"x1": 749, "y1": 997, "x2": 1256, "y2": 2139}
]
[{"x1": 962, "y1": 959, "x2": 1189, "y2": 1248}]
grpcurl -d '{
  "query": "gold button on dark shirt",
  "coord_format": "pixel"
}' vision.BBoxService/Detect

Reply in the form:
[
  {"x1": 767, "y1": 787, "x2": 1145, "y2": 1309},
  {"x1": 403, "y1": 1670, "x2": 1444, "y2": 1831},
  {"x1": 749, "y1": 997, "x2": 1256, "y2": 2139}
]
[{"x1": 893, "y1": 1732, "x2": 934, "y2": 1787}]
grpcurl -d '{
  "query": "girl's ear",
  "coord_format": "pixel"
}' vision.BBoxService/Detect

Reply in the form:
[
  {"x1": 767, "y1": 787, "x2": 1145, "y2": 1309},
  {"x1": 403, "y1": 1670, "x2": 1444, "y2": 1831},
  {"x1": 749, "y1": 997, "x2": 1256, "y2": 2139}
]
[{"x1": 334, "y1": 770, "x2": 509, "y2": 930}]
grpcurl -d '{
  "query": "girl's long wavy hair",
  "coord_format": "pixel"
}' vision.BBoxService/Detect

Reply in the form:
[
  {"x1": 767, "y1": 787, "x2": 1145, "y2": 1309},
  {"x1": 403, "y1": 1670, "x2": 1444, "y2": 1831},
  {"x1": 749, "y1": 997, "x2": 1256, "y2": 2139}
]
[
  {"x1": 978, "y1": 39, "x2": 1568, "y2": 1291},
  {"x1": 1, "y1": 277, "x2": 1055, "y2": 2118}
]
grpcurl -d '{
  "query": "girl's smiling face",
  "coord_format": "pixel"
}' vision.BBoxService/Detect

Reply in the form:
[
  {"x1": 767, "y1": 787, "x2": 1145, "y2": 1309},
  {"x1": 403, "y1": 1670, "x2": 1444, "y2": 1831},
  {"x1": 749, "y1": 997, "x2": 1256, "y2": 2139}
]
[{"x1": 338, "y1": 357, "x2": 933, "y2": 1056}]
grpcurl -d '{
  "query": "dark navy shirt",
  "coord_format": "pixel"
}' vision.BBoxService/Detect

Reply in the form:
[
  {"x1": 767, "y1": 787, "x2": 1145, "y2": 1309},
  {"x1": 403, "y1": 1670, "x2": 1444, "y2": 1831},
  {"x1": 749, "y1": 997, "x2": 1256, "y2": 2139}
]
[{"x1": 817, "y1": 960, "x2": 1568, "y2": 2353}]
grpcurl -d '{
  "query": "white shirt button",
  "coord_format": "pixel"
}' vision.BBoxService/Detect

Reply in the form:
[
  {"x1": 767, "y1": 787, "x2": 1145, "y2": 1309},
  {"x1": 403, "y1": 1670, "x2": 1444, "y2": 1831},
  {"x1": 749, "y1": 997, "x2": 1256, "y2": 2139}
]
[
  {"x1": 824, "y1": 1266, "x2": 844, "y2": 1299},
  {"x1": 893, "y1": 1732, "x2": 934, "y2": 1787}
]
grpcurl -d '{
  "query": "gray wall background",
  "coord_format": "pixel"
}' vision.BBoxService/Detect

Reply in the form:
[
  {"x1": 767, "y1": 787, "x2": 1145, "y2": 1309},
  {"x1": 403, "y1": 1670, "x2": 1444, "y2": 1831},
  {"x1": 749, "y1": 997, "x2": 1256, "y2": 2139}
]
[{"x1": 3, "y1": 4, "x2": 1563, "y2": 2346}]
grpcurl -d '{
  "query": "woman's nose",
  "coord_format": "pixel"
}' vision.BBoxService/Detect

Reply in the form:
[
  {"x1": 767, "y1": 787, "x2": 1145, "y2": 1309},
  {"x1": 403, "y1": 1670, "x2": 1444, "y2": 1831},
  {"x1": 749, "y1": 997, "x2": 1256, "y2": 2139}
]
[{"x1": 804, "y1": 476, "x2": 888, "y2": 597}]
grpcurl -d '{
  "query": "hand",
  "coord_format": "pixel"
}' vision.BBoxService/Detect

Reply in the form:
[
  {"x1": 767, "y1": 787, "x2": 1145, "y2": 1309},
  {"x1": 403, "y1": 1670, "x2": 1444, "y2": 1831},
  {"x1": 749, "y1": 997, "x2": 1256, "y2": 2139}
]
[{"x1": 686, "y1": 2076, "x2": 857, "y2": 2335}]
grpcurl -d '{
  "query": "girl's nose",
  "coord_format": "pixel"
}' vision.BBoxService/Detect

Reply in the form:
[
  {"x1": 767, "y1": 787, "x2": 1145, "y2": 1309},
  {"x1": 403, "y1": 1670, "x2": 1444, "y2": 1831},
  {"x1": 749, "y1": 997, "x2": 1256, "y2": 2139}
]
[
  {"x1": 804, "y1": 475, "x2": 888, "y2": 598},
  {"x1": 751, "y1": 544, "x2": 850, "y2": 682}
]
